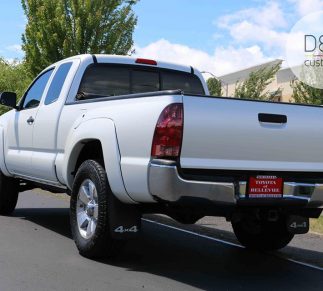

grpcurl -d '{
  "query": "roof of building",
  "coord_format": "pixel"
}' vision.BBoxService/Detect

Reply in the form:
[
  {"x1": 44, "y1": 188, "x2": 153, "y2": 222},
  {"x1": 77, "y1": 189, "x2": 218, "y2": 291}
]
[
  {"x1": 219, "y1": 59, "x2": 283, "y2": 84},
  {"x1": 276, "y1": 67, "x2": 296, "y2": 83}
]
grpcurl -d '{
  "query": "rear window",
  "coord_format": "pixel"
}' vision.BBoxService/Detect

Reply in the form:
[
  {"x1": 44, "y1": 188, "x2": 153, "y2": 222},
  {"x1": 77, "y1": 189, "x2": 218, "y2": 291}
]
[
  {"x1": 162, "y1": 71, "x2": 204, "y2": 95},
  {"x1": 79, "y1": 66, "x2": 130, "y2": 96},
  {"x1": 132, "y1": 70, "x2": 160, "y2": 93},
  {"x1": 78, "y1": 65, "x2": 204, "y2": 98}
]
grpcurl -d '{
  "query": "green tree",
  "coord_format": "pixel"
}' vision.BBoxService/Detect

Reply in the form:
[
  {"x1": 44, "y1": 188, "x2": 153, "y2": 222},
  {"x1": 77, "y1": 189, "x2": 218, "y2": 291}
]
[
  {"x1": 22, "y1": 0, "x2": 138, "y2": 76},
  {"x1": 207, "y1": 77, "x2": 222, "y2": 96},
  {"x1": 234, "y1": 62, "x2": 282, "y2": 100},
  {"x1": 0, "y1": 59, "x2": 32, "y2": 115},
  {"x1": 291, "y1": 80, "x2": 323, "y2": 105},
  {"x1": 290, "y1": 65, "x2": 323, "y2": 105}
]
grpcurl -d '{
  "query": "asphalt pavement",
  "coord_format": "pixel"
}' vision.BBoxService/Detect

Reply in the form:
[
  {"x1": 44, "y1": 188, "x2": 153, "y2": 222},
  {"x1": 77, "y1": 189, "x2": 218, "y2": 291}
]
[{"x1": 0, "y1": 190, "x2": 322, "y2": 291}]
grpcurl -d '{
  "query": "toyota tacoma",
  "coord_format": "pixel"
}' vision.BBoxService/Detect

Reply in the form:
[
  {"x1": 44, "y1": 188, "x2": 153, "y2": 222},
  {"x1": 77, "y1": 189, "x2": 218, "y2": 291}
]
[{"x1": 0, "y1": 54, "x2": 322, "y2": 258}]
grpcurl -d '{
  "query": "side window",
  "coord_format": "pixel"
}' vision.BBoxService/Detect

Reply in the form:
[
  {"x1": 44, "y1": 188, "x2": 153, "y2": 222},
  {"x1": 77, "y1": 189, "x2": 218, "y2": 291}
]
[
  {"x1": 132, "y1": 70, "x2": 159, "y2": 93},
  {"x1": 44, "y1": 62, "x2": 73, "y2": 105},
  {"x1": 22, "y1": 69, "x2": 53, "y2": 109}
]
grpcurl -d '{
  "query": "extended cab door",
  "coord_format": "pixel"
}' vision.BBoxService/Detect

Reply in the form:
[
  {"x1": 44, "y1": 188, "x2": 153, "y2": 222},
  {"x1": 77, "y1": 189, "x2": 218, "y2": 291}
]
[
  {"x1": 30, "y1": 60, "x2": 77, "y2": 182},
  {"x1": 5, "y1": 69, "x2": 54, "y2": 177}
]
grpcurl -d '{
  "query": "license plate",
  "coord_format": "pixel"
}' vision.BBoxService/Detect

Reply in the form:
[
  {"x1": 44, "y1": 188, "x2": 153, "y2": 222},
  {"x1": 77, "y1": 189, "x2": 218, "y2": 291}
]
[{"x1": 247, "y1": 176, "x2": 283, "y2": 198}]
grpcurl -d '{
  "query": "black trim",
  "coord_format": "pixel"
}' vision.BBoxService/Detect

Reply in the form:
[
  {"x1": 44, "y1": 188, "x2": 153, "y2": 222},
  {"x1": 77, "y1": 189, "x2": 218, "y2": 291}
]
[
  {"x1": 258, "y1": 113, "x2": 287, "y2": 123},
  {"x1": 150, "y1": 159, "x2": 177, "y2": 166},
  {"x1": 190, "y1": 66, "x2": 194, "y2": 74},
  {"x1": 92, "y1": 54, "x2": 97, "y2": 63},
  {"x1": 184, "y1": 93, "x2": 323, "y2": 108},
  {"x1": 66, "y1": 89, "x2": 183, "y2": 105},
  {"x1": 179, "y1": 168, "x2": 323, "y2": 184}
]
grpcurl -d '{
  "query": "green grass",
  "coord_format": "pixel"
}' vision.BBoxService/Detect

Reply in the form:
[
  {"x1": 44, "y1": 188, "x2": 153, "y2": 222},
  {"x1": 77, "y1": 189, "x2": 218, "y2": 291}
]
[{"x1": 310, "y1": 216, "x2": 323, "y2": 234}]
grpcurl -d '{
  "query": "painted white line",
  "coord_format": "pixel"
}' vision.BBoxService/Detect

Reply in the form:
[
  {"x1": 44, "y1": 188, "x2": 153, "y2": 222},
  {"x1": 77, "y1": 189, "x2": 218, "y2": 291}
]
[
  {"x1": 142, "y1": 218, "x2": 243, "y2": 248},
  {"x1": 142, "y1": 218, "x2": 323, "y2": 272},
  {"x1": 280, "y1": 257, "x2": 323, "y2": 272}
]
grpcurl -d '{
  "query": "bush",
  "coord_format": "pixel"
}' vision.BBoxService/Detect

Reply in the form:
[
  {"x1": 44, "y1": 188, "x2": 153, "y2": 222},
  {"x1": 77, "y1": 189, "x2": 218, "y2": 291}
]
[{"x1": 0, "y1": 59, "x2": 32, "y2": 115}]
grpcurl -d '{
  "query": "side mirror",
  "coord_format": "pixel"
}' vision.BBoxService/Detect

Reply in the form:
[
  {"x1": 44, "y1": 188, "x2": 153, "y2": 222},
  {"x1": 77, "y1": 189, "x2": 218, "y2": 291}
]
[{"x1": 0, "y1": 92, "x2": 17, "y2": 109}]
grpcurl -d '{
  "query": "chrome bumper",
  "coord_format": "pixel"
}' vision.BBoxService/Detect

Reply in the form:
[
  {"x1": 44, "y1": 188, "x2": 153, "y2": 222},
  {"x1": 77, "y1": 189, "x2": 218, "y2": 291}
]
[{"x1": 148, "y1": 160, "x2": 323, "y2": 208}]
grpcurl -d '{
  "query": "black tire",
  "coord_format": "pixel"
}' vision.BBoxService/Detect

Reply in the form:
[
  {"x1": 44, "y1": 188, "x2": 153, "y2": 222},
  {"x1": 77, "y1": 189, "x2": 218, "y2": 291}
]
[
  {"x1": 0, "y1": 171, "x2": 19, "y2": 215},
  {"x1": 170, "y1": 212, "x2": 203, "y2": 224},
  {"x1": 232, "y1": 214, "x2": 294, "y2": 251},
  {"x1": 70, "y1": 160, "x2": 124, "y2": 259}
]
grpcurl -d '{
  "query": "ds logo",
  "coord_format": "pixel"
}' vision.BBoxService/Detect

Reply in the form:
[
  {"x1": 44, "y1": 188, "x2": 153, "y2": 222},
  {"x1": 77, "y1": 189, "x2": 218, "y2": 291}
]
[{"x1": 304, "y1": 35, "x2": 323, "y2": 52}]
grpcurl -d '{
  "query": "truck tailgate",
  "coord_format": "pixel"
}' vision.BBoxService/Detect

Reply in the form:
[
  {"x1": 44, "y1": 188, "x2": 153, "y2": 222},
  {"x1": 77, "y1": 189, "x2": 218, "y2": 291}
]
[{"x1": 180, "y1": 96, "x2": 323, "y2": 172}]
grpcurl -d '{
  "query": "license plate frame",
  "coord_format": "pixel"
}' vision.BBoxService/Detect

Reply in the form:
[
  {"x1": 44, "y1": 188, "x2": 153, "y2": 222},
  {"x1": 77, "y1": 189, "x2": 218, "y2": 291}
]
[{"x1": 247, "y1": 175, "x2": 283, "y2": 198}]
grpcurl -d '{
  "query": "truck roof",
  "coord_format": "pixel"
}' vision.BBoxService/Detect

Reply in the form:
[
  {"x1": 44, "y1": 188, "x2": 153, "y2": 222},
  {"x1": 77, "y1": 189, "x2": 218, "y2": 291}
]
[{"x1": 48, "y1": 54, "x2": 195, "y2": 75}]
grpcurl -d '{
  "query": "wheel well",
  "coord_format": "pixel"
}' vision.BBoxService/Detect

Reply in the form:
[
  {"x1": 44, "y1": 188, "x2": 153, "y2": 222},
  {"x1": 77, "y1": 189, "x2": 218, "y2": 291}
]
[{"x1": 74, "y1": 140, "x2": 104, "y2": 175}]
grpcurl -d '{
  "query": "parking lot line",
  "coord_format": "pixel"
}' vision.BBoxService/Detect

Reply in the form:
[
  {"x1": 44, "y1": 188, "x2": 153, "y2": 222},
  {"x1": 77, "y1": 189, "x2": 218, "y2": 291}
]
[{"x1": 142, "y1": 218, "x2": 323, "y2": 272}]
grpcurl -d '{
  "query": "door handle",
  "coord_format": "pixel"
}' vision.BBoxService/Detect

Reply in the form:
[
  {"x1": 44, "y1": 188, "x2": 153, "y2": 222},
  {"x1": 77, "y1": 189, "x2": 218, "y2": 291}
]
[
  {"x1": 27, "y1": 116, "x2": 34, "y2": 125},
  {"x1": 258, "y1": 113, "x2": 287, "y2": 124}
]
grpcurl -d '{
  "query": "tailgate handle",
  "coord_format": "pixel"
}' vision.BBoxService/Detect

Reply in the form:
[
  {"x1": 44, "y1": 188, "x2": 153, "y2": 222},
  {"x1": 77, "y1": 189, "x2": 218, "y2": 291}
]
[{"x1": 258, "y1": 113, "x2": 287, "y2": 124}]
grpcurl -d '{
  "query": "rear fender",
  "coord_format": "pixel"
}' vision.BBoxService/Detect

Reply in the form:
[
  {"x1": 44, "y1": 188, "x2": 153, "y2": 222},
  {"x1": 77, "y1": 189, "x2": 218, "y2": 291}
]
[{"x1": 60, "y1": 118, "x2": 135, "y2": 204}]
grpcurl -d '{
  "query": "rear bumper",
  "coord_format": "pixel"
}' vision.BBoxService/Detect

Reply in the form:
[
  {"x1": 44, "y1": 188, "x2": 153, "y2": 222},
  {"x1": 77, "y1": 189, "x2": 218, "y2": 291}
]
[{"x1": 148, "y1": 160, "x2": 323, "y2": 208}]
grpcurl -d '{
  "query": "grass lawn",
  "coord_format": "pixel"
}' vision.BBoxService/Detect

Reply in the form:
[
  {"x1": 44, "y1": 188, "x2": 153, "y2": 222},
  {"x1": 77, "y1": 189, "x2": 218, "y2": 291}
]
[{"x1": 310, "y1": 216, "x2": 323, "y2": 234}]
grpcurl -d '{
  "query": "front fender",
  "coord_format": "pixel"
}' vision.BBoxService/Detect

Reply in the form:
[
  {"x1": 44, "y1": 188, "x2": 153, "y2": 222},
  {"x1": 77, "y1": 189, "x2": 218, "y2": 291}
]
[
  {"x1": 0, "y1": 126, "x2": 11, "y2": 176},
  {"x1": 57, "y1": 117, "x2": 135, "y2": 204}
]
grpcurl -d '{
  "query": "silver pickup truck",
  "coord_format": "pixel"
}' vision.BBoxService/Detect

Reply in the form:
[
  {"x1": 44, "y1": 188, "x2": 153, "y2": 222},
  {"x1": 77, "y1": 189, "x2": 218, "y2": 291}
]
[{"x1": 0, "y1": 54, "x2": 322, "y2": 259}]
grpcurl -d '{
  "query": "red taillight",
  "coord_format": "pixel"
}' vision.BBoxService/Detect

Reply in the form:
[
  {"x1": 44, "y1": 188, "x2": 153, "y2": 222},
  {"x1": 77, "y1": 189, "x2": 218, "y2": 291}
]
[
  {"x1": 135, "y1": 58, "x2": 157, "y2": 66},
  {"x1": 151, "y1": 103, "x2": 183, "y2": 159}
]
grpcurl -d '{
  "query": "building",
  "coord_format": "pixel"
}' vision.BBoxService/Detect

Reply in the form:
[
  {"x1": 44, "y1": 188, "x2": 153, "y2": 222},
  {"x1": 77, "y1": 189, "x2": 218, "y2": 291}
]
[{"x1": 218, "y1": 59, "x2": 296, "y2": 102}]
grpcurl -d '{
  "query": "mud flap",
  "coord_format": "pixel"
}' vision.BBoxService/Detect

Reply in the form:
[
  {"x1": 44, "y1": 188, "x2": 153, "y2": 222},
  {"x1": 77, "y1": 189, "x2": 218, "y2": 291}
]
[
  {"x1": 287, "y1": 215, "x2": 309, "y2": 234},
  {"x1": 108, "y1": 193, "x2": 141, "y2": 239}
]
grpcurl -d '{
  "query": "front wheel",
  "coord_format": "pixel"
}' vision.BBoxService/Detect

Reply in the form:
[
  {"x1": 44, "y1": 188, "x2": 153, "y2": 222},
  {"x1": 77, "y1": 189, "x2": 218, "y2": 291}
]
[
  {"x1": 232, "y1": 214, "x2": 294, "y2": 251},
  {"x1": 70, "y1": 160, "x2": 124, "y2": 259}
]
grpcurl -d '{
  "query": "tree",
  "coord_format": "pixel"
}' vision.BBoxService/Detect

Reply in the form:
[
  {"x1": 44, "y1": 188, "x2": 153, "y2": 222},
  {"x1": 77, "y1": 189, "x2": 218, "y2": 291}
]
[
  {"x1": 22, "y1": 0, "x2": 138, "y2": 76},
  {"x1": 0, "y1": 59, "x2": 32, "y2": 115},
  {"x1": 291, "y1": 80, "x2": 323, "y2": 105},
  {"x1": 291, "y1": 65, "x2": 323, "y2": 105},
  {"x1": 207, "y1": 77, "x2": 222, "y2": 96},
  {"x1": 234, "y1": 62, "x2": 282, "y2": 100}
]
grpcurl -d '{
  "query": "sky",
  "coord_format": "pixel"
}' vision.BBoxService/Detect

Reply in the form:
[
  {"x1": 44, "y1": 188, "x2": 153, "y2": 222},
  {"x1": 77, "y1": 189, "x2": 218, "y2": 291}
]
[{"x1": 0, "y1": 0, "x2": 322, "y2": 76}]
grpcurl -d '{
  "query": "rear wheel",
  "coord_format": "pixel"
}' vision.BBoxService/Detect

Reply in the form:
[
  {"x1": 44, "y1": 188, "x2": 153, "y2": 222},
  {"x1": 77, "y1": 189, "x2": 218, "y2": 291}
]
[
  {"x1": 70, "y1": 160, "x2": 124, "y2": 259},
  {"x1": 0, "y1": 172, "x2": 19, "y2": 215},
  {"x1": 232, "y1": 213, "x2": 294, "y2": 251},
  {"x1": 170, "y1": 212, "x2": 203, "y2": 224}
]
